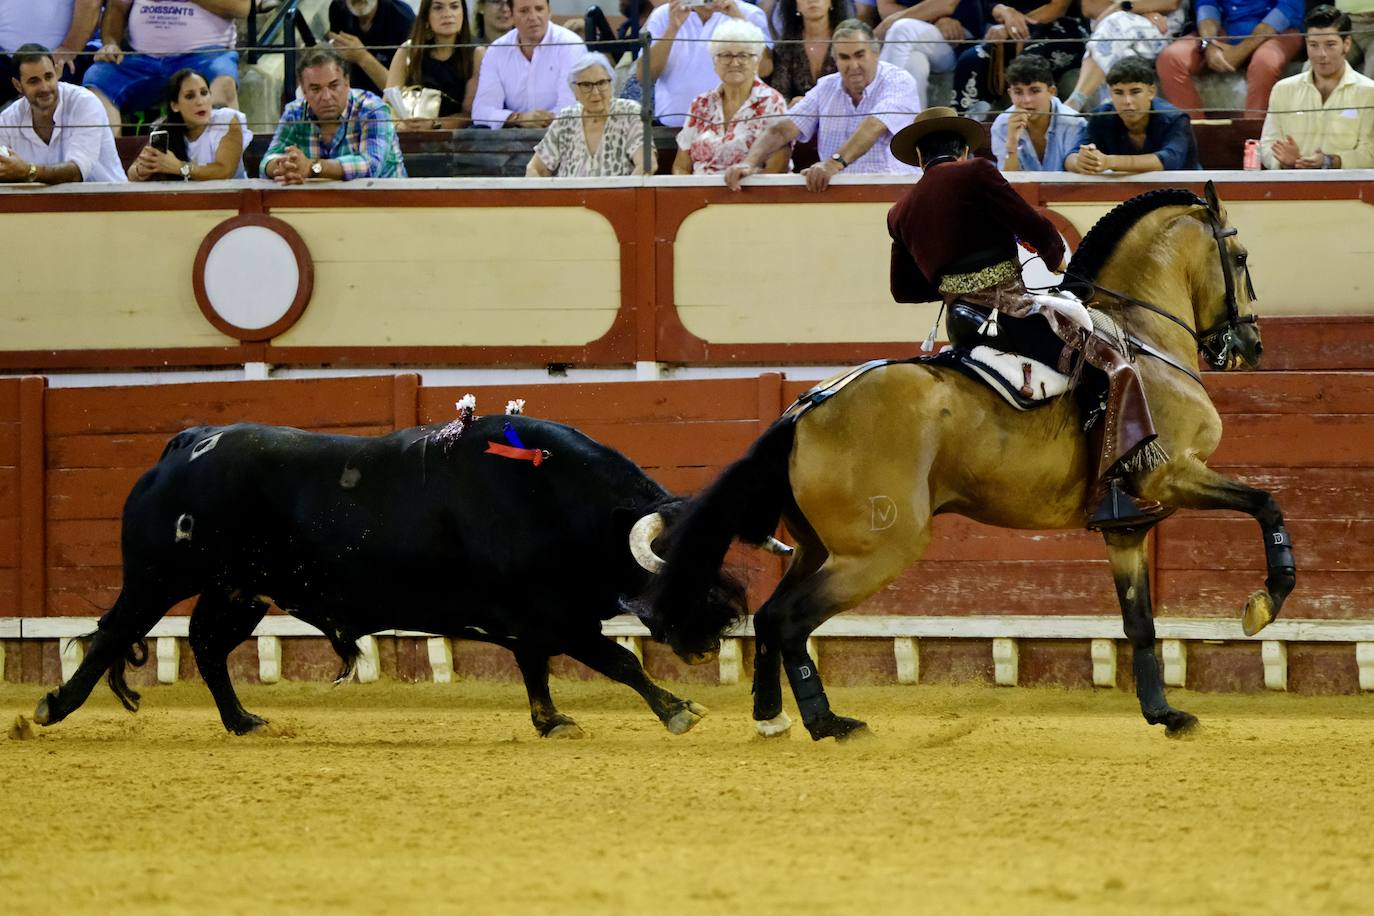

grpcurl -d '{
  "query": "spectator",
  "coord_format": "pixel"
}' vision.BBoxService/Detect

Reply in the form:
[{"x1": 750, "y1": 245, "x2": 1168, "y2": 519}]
[
  {"x1": 769, "y1": 0, "x2": 843, "y2": 105},
  {"x1": 1156, "y1": 0, "x2": 1303, "y2": 117},
  {"x1": 327, "y1": 0, "x2": 416, "y2": 99},
  {"x1": 473, "y1": 0, "x2": 517, "y2": 45},
  {"x1": 991, "y1": 53, "x2": 1083, "y2": 169},
  {"x1": 876, "y1": 0, "x2": 977, "y2": 108},
  {"x1": 526, "y1": 52, "x2": 650, "y2": 175},
  {"x1": 83, "y1": 0, "x2": 250, "y2": 135},
  {"x1": 472, "y1": 0, "x2": 588, "y2": 128},
  {"x1": 386, "y1": 0, "x2": 477, "y2": 129},
  {"x1": 647, "y1": 0, "x2": 774, "y2": 128},
  {"x1": 0, "y1": 45, "x2": 125, "y2": 184},
  {"x1": 0, "y1": 0, "x2": 101, "y2": 108},
  {"x1": 674, "y1": 19, "x2": 788, "y2": 173},
  {"x1": 725, "y1": 19, "x2": 921, "y2": 191},
  {"x1": 261, "y1": 46, "x2": 406, "y2": 183},
  {"x1": 1066, "y1": 55, "x2": 1198, "y2": 173},
  {"x1": 1338, "y1": 0, "x2": 1374, "y2": 78},
  {"x1": 952, "y1": 0, "x2": 1090, "y2": 117},
  {"x1": 1063, "y1": 0, "x2": 1186, "y2": 112},
  {"x1": 127, "y1": 68, "x2": 251, "y2": 180},
  {"x1": 1261, "y1": 5, "x2": 1374, "y2": 169}
]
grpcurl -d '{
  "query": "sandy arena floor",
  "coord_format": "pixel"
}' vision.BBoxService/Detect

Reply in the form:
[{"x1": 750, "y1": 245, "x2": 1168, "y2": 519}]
[{"x1": 3, "y1": 679, "x2": 1372, "y2": 915}]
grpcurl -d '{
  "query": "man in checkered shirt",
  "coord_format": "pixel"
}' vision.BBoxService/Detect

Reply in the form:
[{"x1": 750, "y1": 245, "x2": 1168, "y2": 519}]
[
  {"x1": 262, "y1": 46, "x2": 406, "y2": 183},
  {"x1": 724, "y1": 19, "x2": 920, "y2": 192}
]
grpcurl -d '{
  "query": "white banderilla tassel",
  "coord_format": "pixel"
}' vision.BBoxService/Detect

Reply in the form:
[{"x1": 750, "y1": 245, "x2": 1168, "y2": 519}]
[{"x1": 978, "y1": 308, "x2": 1001, "y2": 338}]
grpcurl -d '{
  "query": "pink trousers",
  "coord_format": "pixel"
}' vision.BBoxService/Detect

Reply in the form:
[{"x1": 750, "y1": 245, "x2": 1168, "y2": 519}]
[{"x1": 1155, "y1": 31, "x2": 1304, "y2": 116}]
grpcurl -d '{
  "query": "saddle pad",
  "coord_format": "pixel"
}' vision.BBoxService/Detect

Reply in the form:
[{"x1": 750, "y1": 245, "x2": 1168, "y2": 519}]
[{"x1": 965, "y1": 346, "x2": 1071, "y2": 411}]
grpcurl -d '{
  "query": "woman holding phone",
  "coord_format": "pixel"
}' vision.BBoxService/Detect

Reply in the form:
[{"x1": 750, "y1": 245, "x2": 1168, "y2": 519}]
[{"x1": 128, "y1": 69, "x2": 252, "y2": 181}]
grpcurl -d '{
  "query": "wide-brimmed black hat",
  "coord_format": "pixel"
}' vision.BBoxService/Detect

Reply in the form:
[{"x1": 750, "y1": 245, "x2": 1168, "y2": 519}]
[{"x1": 891, "y1": 107, "x2": 986, "y2": 167}]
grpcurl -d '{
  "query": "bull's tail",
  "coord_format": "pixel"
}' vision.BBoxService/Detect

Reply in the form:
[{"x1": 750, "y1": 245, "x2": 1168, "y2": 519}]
[
  {"x1": 650, "y1": 419, "x2": 798, "y2": 626},
  {"x1": 105, "y1": 636, "x2": 150, "y2": 712}
]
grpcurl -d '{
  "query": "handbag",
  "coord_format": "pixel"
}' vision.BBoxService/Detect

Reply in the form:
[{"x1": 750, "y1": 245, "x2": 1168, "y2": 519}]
[{"x1": 388, "y1": 85, "x2": 443, "y2": 120}]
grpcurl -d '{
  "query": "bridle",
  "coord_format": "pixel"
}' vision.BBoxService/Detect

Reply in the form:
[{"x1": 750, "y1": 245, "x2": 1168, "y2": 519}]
[{"x1": 1061, "y1": 188, "x2": 1259, "y2": 378}]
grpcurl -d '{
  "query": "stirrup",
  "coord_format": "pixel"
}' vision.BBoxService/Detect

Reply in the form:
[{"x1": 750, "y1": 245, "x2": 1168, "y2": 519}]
[{"x1": 1086, "y1": 479, "x2": 1168, "y2": 531}]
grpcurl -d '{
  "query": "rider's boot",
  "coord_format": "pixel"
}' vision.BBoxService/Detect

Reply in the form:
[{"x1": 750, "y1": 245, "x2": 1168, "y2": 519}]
[{"x1": 1081, "y1": 336, "x2": 1171, "y2": 531}]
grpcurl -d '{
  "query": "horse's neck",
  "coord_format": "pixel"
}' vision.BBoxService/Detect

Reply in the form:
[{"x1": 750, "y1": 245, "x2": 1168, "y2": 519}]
[{"x1": 1093, "y1": 209, "x2": 1205, "y2": 360}]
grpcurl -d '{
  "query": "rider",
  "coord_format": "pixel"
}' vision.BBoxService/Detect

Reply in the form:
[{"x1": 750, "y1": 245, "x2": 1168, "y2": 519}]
[{"x1": 886, "y1": 106, "x2": 1168, "y2": 530}]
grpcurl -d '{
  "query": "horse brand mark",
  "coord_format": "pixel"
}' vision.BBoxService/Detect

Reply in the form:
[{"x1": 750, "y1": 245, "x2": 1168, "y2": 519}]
[
  {"x1": 870, "y1": 496, "x2": 897, "y2": 531},
  {"x1": 189, "y1": 433, "x2": 223, "y2": 462}
]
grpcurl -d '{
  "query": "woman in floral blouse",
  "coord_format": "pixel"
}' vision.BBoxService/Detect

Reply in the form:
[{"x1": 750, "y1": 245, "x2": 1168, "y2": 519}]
[
  {"x1": 527, "y1": 53, "x2": 652, "y2": 177},
  {"x1": 672, "y1": 19, "x2": 790, "y2": 175}
]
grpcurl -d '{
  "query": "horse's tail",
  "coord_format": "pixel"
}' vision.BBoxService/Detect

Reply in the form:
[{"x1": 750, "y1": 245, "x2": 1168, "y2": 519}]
[{"x1": 650, "y1": 418, "x2": 798, "y2": 626}]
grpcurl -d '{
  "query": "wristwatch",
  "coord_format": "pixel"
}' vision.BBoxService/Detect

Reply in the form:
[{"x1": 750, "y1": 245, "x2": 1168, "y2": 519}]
[
  {"x1": 829, "y1": 153, "x2": 850, "y2": 170},
  {"x1": 1199, "y1": 38, "x2": 1213, "y2": 52},
  {"x1": 179, "y1": 161, "x2": 192, "y2": 181},
  {"x1": 310, "y1": 160, "x2": 323, "y2": 176},
  {"x1": 26, "y1": 162, "x2": 38, "y2": 182},
  {"x1": 1119, "y1": 1, "x2": 1133, "y2": 10}
]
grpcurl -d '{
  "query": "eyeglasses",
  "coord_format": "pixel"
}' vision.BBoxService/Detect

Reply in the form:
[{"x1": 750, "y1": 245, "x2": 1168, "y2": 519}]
[
  {"x1": 573, "y1": 78, "x2": 613, "y2": 91},
  {"x1": 714, "y1": 52, "x2": 756, "y2": 63}
]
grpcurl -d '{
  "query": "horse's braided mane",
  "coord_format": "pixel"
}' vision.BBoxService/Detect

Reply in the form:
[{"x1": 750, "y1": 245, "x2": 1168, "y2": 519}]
[{"x1": 1066, "y1": 188, "x2": 1206, "y2": 282}]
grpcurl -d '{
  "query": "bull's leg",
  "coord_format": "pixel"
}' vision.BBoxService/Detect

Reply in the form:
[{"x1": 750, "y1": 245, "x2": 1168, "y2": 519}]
[
  {"x1": 563, "y1": 634, "x2": 707, "y2": 735},
  {"x1": 1146, "y1": 455, "x2": 1296, "y2": 635},
  {"x1": 1105, "y1": 528, "x2": 1197, "y2": 737},
  {"x1": 188, "y1": 592, "x2": 269, "y2": 735},
  {"x1": 34, "y1": 587, "x2": 180, "y2": 727},
  {"x1": 513, "y1": 647, "x2": 584, "y2": 738}
]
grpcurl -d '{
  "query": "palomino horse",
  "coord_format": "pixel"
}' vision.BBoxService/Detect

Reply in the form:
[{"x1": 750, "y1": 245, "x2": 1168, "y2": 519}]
[{"x1": 647, "y1": 183, "x2": 1295, "y2": 740}]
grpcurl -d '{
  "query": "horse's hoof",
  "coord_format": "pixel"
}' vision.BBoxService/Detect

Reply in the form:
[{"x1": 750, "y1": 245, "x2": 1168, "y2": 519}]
[
  {"x1": 1242, "y1": 590, "x2": 1276, "y2": 636},
  {"x1": 544, "y1": 722, "x2": 587, "y2": 739},
  {"x1": 1164, "y1": 711, "x2": 1200, "y2": 739},
  {"x1": 32, "y1": 695, "x2": 52, "y2": 726},
  {"x1": 831, "y1": 716, "x2": 872, "y2": 742},
  {"x1": 228, "y1": 714, "x2": 269, "y2": 736},
  {"x1": 754, "y1": 711, "x2": 792, "y2": 738},
  {"x1": 665, "y1": 701, "x2": 707, "y2": 735}
]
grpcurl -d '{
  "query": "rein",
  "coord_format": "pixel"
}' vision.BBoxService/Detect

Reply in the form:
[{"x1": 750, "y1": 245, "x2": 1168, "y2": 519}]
[{"x1": 1057, "y1": 191, "x2": 1259, "y2": 382}]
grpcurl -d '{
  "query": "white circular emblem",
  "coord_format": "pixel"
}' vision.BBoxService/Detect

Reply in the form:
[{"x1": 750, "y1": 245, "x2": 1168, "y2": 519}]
[{"x1": 202, "y1": 225, "x2": 301, "y2": 331}]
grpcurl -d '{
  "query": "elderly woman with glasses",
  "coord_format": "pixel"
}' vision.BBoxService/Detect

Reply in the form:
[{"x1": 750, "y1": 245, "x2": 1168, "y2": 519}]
[
  {"x1": 673, "y1": 19, "x2": 789, "y2": 175},
  {"x1": 526, "y1": 53, "x2": 651, "y2": 177}
]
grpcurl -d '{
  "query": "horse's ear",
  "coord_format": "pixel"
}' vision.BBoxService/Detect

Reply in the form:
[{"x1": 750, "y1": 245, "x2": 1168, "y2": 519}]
[{"x1": 1203, "y1": 180, "x2": 1222, "y2": 216}]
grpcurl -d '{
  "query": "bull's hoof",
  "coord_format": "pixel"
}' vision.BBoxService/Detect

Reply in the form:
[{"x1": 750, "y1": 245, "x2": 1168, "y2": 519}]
[
  {"x1": 754, "y1": 711, "x2": 792, "y2": 738},
  {"x1": 1242, "y1": 590, "x2": 1276, "y2": 637},
  {"x1": 227, "y1": 714, "x2": 269, "y2": 736},
  {"x1": 665, "y1": 701, "x2": 708, "y2": 735},
  {"x1": 32, "y1": 694, "x2": 53, "y2": 726},
  {"x1": 544, "y1": 721, "x2": 587, "y2": 739}
]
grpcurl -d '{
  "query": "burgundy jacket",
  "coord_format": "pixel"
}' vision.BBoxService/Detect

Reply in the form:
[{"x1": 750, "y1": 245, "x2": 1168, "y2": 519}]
[{"x1": 887, "y1": 156, "x2": 1066, "y2": 303}]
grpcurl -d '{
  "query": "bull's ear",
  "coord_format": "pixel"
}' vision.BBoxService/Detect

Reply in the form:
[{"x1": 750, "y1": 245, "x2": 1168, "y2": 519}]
[{"x1": 1204, "y1": 180, "x2": 1222, "y2": 217}]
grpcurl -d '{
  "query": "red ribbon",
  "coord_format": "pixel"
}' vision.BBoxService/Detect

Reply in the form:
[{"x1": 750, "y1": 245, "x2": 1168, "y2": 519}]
[{"x1": 485, "y1": 441, "x2": 545, "y2": 466}]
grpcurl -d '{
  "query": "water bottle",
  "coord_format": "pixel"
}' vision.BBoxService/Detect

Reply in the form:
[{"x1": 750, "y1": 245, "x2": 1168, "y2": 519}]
[{"x1": 1243, "y1": 138, "x2": 1261, "y2": 170}]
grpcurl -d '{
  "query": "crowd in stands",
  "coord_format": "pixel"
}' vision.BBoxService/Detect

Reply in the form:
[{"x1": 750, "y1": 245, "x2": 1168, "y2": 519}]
[{"x1": 3, "y1": 0, "x2": 1374, "y2": 187}]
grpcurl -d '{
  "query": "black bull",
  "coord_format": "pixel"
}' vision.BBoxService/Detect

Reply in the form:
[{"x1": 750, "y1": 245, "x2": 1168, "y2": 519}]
[{"x1": 33, "y1": 417, "x2": 749, "y2": 737}]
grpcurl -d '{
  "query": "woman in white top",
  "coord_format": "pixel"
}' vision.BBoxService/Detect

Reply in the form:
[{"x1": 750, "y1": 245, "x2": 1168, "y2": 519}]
[
  {"x1": 526, "y1": 53, "x2": 651, "y2": 177},
  {"x1": 128, "y1": 69, "x2": 252, "y2": 181}
]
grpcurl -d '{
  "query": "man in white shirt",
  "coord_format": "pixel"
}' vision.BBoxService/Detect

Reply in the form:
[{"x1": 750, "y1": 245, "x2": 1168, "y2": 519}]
[
  {"x1": 472, "y1": 0, "x2": 588, "y2": 128},
  {"x1": 0, "y1": 0, "x2": 101, "y2": 107},
  {"x1": 648, "y1": 0, "x2": 773, "y2": 128},
  {"x1": 0, "y1": 46, "x2": 126, "y2": 185},
  {"x1": 83, "y1": 0, "x2": 251, "y2": 134}
]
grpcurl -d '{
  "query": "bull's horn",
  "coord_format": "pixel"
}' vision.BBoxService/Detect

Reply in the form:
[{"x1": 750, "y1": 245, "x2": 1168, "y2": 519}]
[
  {"x1": 628, "y1": 512, "x2": 667, "y2": 573},
  {"x1": 761, "y1": 537, "x2": 794, "y2": 557}
]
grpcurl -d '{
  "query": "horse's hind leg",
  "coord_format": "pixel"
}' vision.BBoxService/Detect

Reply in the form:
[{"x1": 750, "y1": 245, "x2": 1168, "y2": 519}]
[
  {"x1": 34, "y1": 587, "x2": 183, "y2": 727},
  {"x1": 1105, "y1": 528, "x2": 1198, "y2": 737},
  {"x1": 188, "y1": 591, "x2": 269, "y2": 734},
  {"x1": 513, "y1": 647, "x2": 584, "y2": 738},
  {"x1": 752, "y1": 519, "x2": 829, "y2": 737},
  {"x1": 1148, "y1": 455, "x2": 1296, "y2": 635}
]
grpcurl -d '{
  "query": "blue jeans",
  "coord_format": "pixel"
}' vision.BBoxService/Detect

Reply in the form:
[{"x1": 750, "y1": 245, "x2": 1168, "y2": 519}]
[{"x1": 83, "y1": 48, "x2": 239, "y2": 111}]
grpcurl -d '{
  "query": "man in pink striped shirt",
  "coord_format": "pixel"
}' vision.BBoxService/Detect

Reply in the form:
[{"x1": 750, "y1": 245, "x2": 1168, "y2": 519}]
[{"x1": 724, "y1": 19, "x2": 920, "y2": 191}]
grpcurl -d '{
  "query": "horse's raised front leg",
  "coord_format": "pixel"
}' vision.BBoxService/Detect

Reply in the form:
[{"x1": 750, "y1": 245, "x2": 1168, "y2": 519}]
[
  {"x1": 1149, "y1": 455, "x2": 1296, "y2": 635},
  {"x1": 1105, "y1": 528, "x2": 1198, "y2": 737}
]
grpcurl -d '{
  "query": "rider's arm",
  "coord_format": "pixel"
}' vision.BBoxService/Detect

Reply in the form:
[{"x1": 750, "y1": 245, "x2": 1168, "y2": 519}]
[{"x1": 889, "y1": 241, "x2": 941, "y2": 302}]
